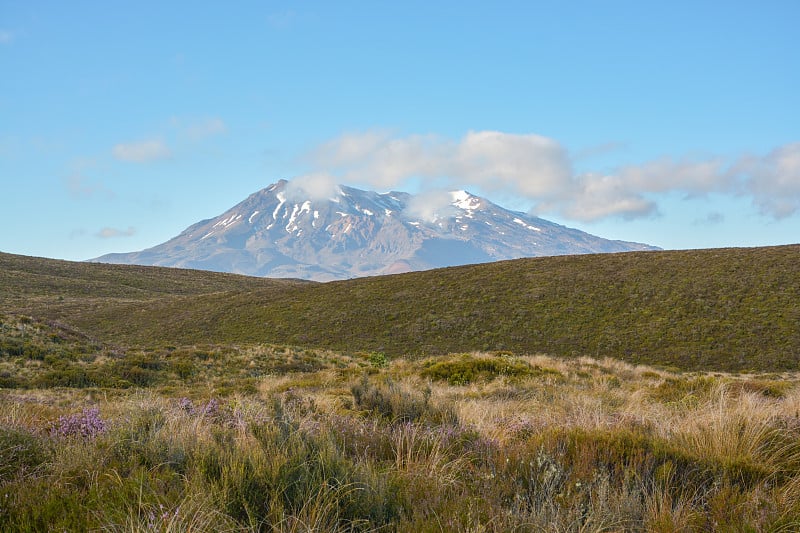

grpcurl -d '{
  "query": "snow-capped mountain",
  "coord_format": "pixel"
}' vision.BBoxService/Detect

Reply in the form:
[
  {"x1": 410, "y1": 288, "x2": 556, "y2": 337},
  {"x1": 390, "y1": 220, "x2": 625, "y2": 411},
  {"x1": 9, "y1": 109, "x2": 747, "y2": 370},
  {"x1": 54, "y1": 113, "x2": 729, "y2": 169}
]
[{"x1": 93, "y1": 179, "x2": 658, "y2": 280}]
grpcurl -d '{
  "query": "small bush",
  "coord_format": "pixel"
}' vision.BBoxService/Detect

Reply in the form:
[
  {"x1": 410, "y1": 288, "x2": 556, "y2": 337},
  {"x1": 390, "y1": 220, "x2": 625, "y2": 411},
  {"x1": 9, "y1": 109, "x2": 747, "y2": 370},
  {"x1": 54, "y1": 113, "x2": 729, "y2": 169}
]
[
  {"x1": 421, "y1": 354, "x2": 534, "y2": 385},
  {"x1": 126, "y1": 354, "x2": 163, "y2": 371},
  {"x1": 169, "y1": 358, "x2": 195, "y2": 379},
  {"x1": 34, "y1": 366, "x2": 120, "y2": 388},
  {"x1": 369, "y1": 352, "x2": 388, "y2": 368},
  {"x1": 0, "y1": 339, "x2": 25, "y2": 357},
  {"x1": 0, "y1": 371, "x2": 26, "y2": 389},
  {"x1": 113, "y1": 361, "x2": 159, "y2": 387}
]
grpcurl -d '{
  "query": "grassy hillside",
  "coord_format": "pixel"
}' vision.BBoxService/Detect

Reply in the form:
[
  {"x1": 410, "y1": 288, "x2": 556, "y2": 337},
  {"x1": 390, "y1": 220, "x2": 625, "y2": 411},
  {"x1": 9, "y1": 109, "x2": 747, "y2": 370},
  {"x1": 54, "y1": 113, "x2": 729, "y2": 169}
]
[
  {"x1": 0, "y1": 252, "x2": 307, "y2": 300},
  {"x1": 0, "y1": 251, "x2": 307, "y2": 324},
  {"x1": 2, "y1": 246, "x2": 799, "y2": 371}
]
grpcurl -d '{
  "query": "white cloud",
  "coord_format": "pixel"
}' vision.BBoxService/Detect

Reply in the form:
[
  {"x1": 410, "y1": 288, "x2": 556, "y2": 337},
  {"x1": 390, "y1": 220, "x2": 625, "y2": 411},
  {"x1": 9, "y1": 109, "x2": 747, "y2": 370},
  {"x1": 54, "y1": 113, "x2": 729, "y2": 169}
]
[
  {"x1": 548, "y1": 157, "x2": 732, "y2": 221},
  {"x1": 579, "y1": 148, "x2": 800, "y2": 220},
  {"x1": 284, "y1": 172, "x2": 341, "y2": 201},
  {"x1": 301, "y1": 130, "x2": 800, "y2": 222},
  {"x1": 404, "y1": 190, "x2": 459, "y2": 222},
  {"x1": 617, "y1": 157, "x2": 731, "y2": 194},
  {"x1": 309, "y1": 130, "x2": 575, "y2": 200},
  {"x1": 547, "y1": 173, "x2": 657, "y2": 221},
  {"x1": 456, "y1": 131, "x2": 574, "y2": 197},
  {"x1": 112, "y1": 139, "x2": 171, "y2": 163},
  {"x1": 96, "y1": 227, "x2": 136, "y2": 239},
  {"x1": 0, "y1": 30, "x2": 13, "y2": 44},
  {"x1": 736, "y1": 143, "x2": 800, "y2": 218},
  {"x1": 313, "y1": 130, "x2": 393, "y2": 168},
  {"x1": 312, "y1": 131, "x2": 445, "y2": 188}
]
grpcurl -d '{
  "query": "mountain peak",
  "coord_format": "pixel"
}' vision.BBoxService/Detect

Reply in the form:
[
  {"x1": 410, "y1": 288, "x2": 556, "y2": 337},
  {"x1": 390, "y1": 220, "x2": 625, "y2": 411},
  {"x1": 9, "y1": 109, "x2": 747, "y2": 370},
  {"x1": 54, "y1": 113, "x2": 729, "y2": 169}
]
[{"x1": 94, "y1": 180, "x2": 658, "y2": 280}]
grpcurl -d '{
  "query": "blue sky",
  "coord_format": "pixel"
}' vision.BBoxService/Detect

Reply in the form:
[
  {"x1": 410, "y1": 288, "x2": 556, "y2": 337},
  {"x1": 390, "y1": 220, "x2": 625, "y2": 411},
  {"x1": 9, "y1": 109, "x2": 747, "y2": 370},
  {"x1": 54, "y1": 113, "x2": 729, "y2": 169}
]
[{"x1": 1, "y1": 1, "x2": 798, "y2": 261}]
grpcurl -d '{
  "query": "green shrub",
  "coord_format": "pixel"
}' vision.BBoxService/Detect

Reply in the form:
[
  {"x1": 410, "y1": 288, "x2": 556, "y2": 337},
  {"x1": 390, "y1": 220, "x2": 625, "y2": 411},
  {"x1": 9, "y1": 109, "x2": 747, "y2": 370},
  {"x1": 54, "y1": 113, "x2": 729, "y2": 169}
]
[
  {"x1": 0, "y1": 339, "x2": 25, "y2": 357},
  {"x1": 0, "y1": 371, "x2": 26, "y2": 389},
  {"x1": 369, "y1": 352, "x2": 388, "y2": 368},
  {"x1": 0, "y1": 338, "x2": 43, "y2": 359},
  {"x1": 169, "y1": 358, "x2": 195, "y2": 379},
  {"x1": 33, "y1": 366, "x2": 120, "y2": 388},
  {"x1": 126, "y1": 353, "x2": 164, "y2": 371},
  {"x1": 112, "y1": 361, "x2": 159, "y2": 387},
  {"x1": 421, "y1": 354, "x2": 534, "y2": 385}
]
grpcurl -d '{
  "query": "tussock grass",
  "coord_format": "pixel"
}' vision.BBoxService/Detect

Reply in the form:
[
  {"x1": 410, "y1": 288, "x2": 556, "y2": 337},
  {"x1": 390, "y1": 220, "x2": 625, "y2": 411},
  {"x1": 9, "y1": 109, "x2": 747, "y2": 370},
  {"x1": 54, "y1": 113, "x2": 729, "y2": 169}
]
[{"x1": 2, "y1": 349, "x2": 800, "y2": 531}]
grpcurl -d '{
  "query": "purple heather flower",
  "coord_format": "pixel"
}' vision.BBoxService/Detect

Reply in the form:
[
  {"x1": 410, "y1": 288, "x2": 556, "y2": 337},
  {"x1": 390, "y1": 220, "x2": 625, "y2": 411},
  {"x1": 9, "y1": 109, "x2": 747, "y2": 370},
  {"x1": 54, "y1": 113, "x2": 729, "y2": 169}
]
[{"x1": 53, "y1": 407, "x2": 107, "y2": 438}]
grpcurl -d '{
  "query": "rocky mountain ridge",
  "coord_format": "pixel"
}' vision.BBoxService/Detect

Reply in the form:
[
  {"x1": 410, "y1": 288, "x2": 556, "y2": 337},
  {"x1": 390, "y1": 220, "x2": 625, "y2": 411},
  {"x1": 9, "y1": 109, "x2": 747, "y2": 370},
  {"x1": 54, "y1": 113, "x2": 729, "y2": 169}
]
[{"x1": 94, "y1": 179, "x2": 658, "y2": 280}]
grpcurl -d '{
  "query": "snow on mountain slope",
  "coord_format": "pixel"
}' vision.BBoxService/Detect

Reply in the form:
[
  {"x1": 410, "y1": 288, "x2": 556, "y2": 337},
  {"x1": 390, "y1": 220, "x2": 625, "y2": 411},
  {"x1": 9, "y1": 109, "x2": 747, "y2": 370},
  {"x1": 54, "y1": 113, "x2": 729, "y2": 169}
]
[{"x1": 94, "y1": 179, "x2": 658, "y2": 280}]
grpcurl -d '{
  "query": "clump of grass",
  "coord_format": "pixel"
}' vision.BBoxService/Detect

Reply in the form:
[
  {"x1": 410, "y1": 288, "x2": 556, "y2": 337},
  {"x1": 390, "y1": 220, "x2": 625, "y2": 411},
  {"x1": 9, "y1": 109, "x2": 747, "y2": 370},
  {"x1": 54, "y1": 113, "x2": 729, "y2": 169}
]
[
  {"x1": 420, "y1": 353, "x2": 540, "y2": 385},
  {"x1": 650, "y1": 375, "x2": 718, "y2": 404},
  {"x1": 728, "y1": 379, "x2": 791, "y2": 399},
  {"x1": 0, "y1": 426, "x2": 49, "y2": 482},
  {"x1": 100, "y1": 493, "x2": 240, "y2": 533},
  {"x1": 350, "y1": 375, "x2": 457, "y2": 424}
]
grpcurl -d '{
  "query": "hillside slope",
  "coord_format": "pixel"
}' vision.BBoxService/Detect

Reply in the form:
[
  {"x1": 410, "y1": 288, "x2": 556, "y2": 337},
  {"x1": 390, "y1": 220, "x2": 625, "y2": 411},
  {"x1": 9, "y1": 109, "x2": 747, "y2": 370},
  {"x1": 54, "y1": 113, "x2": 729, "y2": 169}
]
[
  {"x1": 3, "y1": 246, "x2": 798, "y2": 371},
  {"x1": 0, "y1": 251, "x2": 307, "y2": 314}
]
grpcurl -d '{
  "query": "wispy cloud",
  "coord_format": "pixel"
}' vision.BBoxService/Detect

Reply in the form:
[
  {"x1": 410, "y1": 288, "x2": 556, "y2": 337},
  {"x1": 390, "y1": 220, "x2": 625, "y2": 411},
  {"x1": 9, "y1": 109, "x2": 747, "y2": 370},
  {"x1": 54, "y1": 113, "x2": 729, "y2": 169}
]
[
  {"x1": 0, "y1": 30, "x2": 14, "y2": 44},
  {"x1": 617, "y1": 157, "x2": 731, "y2": 195},
  {"x1": 300, "y1": 130, "x2": 800, "y2": 222},
  {"x1": 284, "y1": 172, "x2": 341, "y2": 201},
  {"x1": 96, "y1": 227, "x2": 136, "y2": 239},
  {"x1": 310, "y1": 130, "x2": 574, "y2": 197},
  {"x1": 544, "y1": 173, "x2": 658, "y2": 221},
  {"x1": 735, "y1": 143, "x2": 800, "y2": 219},
  {"x1": 112, "y1": 139, "x2": 171, "y2": 163},
  {"x1": 405, "y1": 190, "x2": 459, "y2": 222}
]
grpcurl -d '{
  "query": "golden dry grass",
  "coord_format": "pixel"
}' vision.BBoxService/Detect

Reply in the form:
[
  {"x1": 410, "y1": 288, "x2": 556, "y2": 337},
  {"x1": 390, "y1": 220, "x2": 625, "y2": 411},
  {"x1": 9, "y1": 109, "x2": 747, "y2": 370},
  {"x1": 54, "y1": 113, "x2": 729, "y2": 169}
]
[{"x1": 3, "y1": 350, "x2": 800, "y2": 531}]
